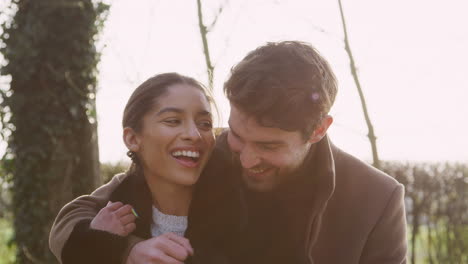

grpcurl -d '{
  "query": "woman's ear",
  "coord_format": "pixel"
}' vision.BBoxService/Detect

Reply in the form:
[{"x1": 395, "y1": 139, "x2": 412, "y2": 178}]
[
  {"x1": 308, "y1": 115, "x2": 333, "y2": 144},
  {"x1": 123, "y1": 127, "x2": 140, "y2": 152}
]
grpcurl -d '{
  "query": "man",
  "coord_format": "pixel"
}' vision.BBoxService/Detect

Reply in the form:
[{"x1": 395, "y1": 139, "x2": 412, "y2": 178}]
[
  {"x1": 221, "y1": 41, "x2": 406, "y2": 263},
  {"x1": 50, "y1": 41, "x2": 407, "y2": 263}
]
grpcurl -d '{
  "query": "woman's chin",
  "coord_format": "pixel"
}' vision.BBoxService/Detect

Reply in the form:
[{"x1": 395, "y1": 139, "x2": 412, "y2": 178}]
[{"x1": 171, "y1": 172, "x2": 200, "y2": 187}]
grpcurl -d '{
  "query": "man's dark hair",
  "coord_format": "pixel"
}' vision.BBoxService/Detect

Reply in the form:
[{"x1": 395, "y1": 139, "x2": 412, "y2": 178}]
[{"x1": 224, "y1": 41, "x2": 337, "y2": 139}]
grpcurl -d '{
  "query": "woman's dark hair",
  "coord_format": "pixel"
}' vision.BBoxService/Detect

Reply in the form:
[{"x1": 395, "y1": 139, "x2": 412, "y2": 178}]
[
  {"x1": 123, "y1": 72, "x2": 212, "y2": 132},
  {"x1": 224, "y1": 41, "x2": 337, "y2": 139},
  {"x1": 123, "y1": 72, "x2": 214, "y2": 169}
]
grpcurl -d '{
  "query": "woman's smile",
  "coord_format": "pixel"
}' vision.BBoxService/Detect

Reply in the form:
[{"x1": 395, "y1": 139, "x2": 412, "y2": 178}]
[{"x1": 170, "y1": 147, "x2": 204, "y2": 168}]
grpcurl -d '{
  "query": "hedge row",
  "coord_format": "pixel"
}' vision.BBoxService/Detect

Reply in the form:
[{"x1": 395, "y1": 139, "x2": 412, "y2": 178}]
[{"x1": 381, "y1": 161, "x2": 467, "y2": 264}]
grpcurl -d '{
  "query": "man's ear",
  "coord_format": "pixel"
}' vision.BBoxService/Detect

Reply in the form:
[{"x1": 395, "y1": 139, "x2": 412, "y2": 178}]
[
  {"x1": 123, "y1": 127, "x2": 141, "y2": 152},
  {"x1": 308, "y1": 115, "x2": 333, "y2": 144}
]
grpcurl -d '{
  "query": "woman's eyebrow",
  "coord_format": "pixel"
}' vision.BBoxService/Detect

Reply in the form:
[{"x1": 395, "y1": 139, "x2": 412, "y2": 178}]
[
  {"x1": 156, "y1": 107, "x2": 183, "y2": 116},
  {"x1": 198, "y1": 110, "x2": 212, "y2": 117},
  {"x1": 156, "y1": 108, "x2": 212, "y2": 117}
]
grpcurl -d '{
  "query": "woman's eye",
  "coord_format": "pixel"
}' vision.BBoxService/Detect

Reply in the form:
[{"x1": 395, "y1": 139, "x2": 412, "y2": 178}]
[
  {"x1": 164, "y1": 119, "x2": 180, "y2": 125},
  {"x1": 198, "y1": 121, "x2": 213, "y2": 130}
]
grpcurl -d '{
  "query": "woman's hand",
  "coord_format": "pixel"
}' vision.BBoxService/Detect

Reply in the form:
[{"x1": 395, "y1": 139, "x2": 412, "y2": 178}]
[
  {"x1": 126, "y1": 232, "x2": 194, "y2": 264},
  {"x1": 90, "y1": 201, "x2": 137, "y2": 236}
]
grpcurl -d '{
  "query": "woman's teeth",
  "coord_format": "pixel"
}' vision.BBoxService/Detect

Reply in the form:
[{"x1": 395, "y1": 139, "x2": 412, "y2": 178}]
[{"x1": 172, "y1": 150, "x2": 200, "y2": 159}]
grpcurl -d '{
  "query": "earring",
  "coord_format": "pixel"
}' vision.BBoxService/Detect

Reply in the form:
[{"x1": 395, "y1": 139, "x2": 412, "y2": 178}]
[{"x1": 127, "y1": 150, "x2": 138, "y2": 163}]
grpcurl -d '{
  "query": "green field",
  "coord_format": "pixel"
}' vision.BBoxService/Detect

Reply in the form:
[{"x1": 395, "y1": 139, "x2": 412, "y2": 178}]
[
  {"x1": 408, "y1": 224, "x2": 468, "y2": 264},
  {"x1": 0, "y1": 218, "x2": 15, "y2": 264}
]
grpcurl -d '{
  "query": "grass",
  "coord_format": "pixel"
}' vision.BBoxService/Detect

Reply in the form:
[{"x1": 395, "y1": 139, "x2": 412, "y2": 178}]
[
  {"x1": 0, "y1": 218, "x2": 16, "y2": 264},
  {"x1": 408, "y1": 224, "x2": 468, "y2": 264}
]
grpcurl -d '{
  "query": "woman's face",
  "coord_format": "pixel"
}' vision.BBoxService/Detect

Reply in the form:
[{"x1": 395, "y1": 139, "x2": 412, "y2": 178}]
[{"x1": 126, "y1": 84, "x2": 215, "y2": 188}]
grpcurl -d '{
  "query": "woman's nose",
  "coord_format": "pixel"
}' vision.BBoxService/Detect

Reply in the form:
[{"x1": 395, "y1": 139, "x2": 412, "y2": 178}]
[{"x1": 182, "y1": 122, "x2": 202, "y2": 141}]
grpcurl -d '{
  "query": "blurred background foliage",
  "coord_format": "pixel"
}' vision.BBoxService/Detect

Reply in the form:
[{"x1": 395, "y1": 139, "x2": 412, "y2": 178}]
[{"x1": 382, "y1": 162, "x2": 468, "y2": 264}]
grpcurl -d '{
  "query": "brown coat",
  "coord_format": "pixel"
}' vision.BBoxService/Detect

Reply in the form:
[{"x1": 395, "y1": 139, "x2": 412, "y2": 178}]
[
  {"x1": 49, "y1": 133, "x2": 407, "y2": 264},
  {"x1": 229, "y1": 135, "x2": 407, "y2": 263}
]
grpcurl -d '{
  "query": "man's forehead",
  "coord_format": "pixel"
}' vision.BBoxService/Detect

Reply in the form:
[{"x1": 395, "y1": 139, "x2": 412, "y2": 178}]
[
  {"x1": 228, "y1": 106, "x2": 302, "y2": 142},
  {"x1": 228, "y1": 105, "x2": 262, "y2": 131}
]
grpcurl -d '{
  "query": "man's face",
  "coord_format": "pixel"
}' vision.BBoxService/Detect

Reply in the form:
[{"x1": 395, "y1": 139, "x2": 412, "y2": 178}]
[{"x1": 227, "y1": 104, "x2": 313, "y2": 192}]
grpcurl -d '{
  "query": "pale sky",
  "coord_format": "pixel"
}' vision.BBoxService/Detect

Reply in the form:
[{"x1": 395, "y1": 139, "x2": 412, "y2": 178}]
[{"x1": 2, "y1": 0, "x2": 468, "y2": 163}]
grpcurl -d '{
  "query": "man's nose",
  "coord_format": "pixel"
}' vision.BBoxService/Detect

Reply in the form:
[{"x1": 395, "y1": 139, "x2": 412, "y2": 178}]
[{"x1": 239, "y1": 146, "x2": 260, "y2": 169}]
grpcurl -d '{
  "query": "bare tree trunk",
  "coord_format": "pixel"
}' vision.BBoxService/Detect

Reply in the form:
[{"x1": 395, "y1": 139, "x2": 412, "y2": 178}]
[
  {"x1": 337, "y1": 0, "x2": 380, "y2": 168},
  {"x1": 1, "y1": 1, "x2": 107, "y2": 262},
  {"x1": 427, "y1": 222, "x2": 434, "y2": 264},
  {"x1": 411, "y1": 209, "x2": 420, "y2": 264},
  {"x1": 196, "y1": 0, "x2": 215, "y2": 91}
]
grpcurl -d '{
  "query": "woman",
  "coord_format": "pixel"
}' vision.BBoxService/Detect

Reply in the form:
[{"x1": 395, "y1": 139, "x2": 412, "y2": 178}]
[{"x1": 52, "y1": 73, "x2": 243, "y2": 264}]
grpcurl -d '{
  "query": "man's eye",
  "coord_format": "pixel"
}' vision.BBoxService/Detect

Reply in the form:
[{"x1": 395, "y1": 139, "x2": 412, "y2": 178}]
[{"x1": 259, "y1": 144, "x2": 278, "y2": 151}]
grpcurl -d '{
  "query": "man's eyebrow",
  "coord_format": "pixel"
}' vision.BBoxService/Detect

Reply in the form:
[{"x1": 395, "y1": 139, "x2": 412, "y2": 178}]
[
  {"x1": 228, "y1": 121, "x2": 283, "y2": 145},
  {"x1": 255, "y1": 140, "x2": 284, "y2": 145}
]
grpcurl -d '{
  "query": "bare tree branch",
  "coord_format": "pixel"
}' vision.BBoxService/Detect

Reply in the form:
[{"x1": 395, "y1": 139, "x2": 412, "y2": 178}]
[
  {"x1": 196, "y1": 0, "x2": 215, "y2": 91},
  {"x1": 207, "y1": 2, "x2": 226, "y2": 32},
  {"x1": 337, "y1": 0, "x2": 380, "y2": 168}
]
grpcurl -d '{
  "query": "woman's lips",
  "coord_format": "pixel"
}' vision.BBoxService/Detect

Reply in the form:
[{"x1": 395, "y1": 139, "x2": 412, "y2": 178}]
[
  {"x1": 171, "y1": 148, "x2": 202, "y2": 168},
  {"x1": 173, "y1": 155, "x2": 200, "y2": 168}
]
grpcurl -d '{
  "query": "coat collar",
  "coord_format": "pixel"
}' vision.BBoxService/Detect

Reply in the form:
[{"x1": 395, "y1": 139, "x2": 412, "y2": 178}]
[{"x1": 109, "y1": 171, "x2": 153, "y2": 239}]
